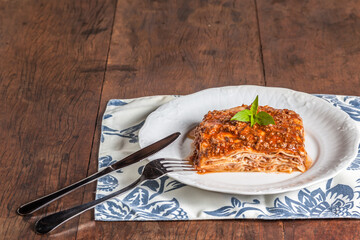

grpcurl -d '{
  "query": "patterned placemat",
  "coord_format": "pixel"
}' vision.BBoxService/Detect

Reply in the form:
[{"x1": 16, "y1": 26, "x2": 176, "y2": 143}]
[{"x1": 95, "y1": 95, "x2": 360, "y2": 220}]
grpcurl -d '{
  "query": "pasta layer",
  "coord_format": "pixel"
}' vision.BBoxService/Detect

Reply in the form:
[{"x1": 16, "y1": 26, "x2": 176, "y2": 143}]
[{"x1": 190, "y1": 105, "x2": 310, "y2": 173}]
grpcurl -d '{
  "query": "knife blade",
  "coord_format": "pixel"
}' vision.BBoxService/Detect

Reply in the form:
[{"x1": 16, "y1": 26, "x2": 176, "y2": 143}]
[{"x1": 17, "y1": 132, "x2": 180, "y2": 215}]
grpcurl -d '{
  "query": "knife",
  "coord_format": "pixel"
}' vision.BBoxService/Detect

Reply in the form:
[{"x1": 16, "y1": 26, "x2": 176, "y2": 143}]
[{"x1": 17, "y1": 132, "x2": 180, "y2": 215}]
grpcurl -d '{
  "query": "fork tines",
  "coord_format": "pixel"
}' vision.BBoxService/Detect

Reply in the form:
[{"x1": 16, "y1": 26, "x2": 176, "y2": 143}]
[{"x1": 160, "y1": 158, "x2": 196, "y2": 171}]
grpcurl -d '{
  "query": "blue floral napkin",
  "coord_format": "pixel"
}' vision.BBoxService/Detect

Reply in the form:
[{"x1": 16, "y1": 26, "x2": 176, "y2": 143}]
[{"x1": 95, "y1": 95, "x2": 360, "y2": 220}]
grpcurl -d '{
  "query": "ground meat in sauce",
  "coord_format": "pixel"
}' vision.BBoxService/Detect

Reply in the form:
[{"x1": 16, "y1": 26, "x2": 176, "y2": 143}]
[{"x1": 190, "y1": 105, "x2": 307, "y2": 166}]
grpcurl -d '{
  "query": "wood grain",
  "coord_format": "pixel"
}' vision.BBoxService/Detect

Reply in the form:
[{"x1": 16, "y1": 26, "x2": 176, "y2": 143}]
[
  {"x1": 75, "y1": 0, "x2": 277, "y2": 239},
  {"x1": 1, "y1": 0, "x2": 360, "y2": 239},
  {"x1": 101, "y1": 0, "x2": 264, "y2": 99},
  {"x1": 283, "y1": 219, "x2": 360, "y2": 240},
  {"x1": 257, "y1": 0, "x2": 360, "y2": 95},
  {"x1": 0, "y1": 0, "x2": 116, "y2": 239},
  {"x1": 256, "y1": 0, "x2": 360, "y2": 238}
]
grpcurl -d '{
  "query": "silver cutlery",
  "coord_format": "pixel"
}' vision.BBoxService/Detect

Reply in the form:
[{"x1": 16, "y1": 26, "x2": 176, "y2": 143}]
[
  {"x1": 35, "y1": 158, "x2": 195, "y2": 234},
  {"x1": 17, "y1": 132, "x2": 180, "y2": 215}
]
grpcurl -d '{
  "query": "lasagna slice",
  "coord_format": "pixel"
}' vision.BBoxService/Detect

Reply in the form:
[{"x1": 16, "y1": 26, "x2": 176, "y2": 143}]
[{"x1": 190, "y1": 105, "x2": 310, "y2": 173}]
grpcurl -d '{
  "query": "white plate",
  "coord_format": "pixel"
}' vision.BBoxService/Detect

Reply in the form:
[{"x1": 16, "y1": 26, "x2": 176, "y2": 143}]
[{"x1": 139, "y1": 86, "x2": 360, "y2": 195}]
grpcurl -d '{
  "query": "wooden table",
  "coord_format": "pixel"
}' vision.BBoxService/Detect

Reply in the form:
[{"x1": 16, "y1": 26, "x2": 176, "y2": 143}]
[{"x1": 1, "y1": 0, "x2": 359, "y2": 239}]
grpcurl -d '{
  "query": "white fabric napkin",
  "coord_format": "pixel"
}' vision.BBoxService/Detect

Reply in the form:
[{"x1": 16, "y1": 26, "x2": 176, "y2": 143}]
[{"x1": 95, "y1": 95, "x2": 360, "y2": 220}]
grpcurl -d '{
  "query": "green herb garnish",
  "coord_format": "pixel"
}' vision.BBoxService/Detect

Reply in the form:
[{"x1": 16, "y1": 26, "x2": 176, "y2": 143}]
[{"x1": 231, "y1": 96, "x2": 275, "y2": 127}]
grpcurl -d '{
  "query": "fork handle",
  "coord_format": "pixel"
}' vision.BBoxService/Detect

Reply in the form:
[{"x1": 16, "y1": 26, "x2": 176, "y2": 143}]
[
  {"x1": 18, "y1": 132, "x2": 180, "y2": 216},
  {"x1": 17, "y1": 168, "x2": 113, "y2": 215},
  {"x1": 35, "y1": 176, "x2": 144, "y2": 234}
]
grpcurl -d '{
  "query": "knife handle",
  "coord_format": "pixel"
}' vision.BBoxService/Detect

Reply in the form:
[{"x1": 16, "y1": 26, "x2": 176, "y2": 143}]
[
  {"x1": 17, "y1": 168, "x2": 113, "y2": 215},
  {"x1": 17, "y1": 132, "x2": 180, "y2": 215}
]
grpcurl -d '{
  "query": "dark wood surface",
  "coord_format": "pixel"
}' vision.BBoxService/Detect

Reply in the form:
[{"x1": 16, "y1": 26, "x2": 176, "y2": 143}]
[{"x1": 1, "y1": 0, "x2": 359, "y2": 239}]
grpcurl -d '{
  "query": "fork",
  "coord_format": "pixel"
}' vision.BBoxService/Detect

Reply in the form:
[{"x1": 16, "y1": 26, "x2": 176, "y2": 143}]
[{"x1": 35, "y1": 158, "x2": 195, "y2": 234}]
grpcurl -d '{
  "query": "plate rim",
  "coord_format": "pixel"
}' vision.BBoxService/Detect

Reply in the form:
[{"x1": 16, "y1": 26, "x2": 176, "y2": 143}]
[{"x1": 139, "y1": 85, "x2": 360, "y2": 195}]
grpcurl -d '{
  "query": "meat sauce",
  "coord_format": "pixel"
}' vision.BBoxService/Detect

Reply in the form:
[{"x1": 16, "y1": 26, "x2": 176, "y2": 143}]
[{"x1": 190, "y1": 105, "x2": 307, "y2": 168}]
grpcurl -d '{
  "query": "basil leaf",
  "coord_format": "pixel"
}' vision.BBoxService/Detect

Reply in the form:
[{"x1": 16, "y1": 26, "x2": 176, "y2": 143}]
[
  {"x1": 254, "y1": 115, "x2": 261, "y2": 125},
  {"x1": 250, "y1": 95, "x2": 258, "y2": 116},
  {"x1": 256, "y1": 111, "x2": 275, "y2": 125},
  {"x1": 230, "y1": 96, "x2": 276, "y2": 127},
  {"x1": 231, "y1": 109, "x2": 251, "y2": 122}
]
